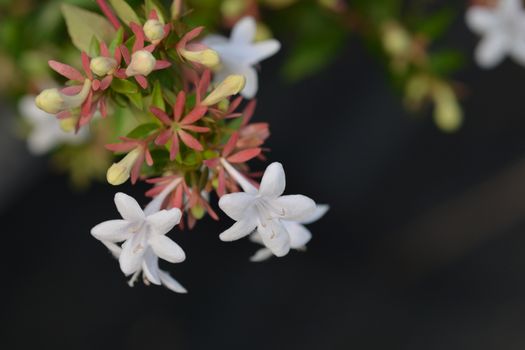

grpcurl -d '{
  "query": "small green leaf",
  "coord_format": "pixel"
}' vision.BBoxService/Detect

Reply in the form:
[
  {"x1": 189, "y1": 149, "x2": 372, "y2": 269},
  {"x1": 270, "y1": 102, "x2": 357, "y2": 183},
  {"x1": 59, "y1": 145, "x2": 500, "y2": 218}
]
[
  {"x1": 111, "y1": 78, "x2": 138, "y2": 94},
  {"x1": 61, "y1": 3, "x2": 116, "y2": 52},
  {"x1": 109, "y1": 27, "x2": 124, "y2": 55},
  {"x1": 151, "y1": 80, "x2": 165, "y2": 110},
  {"x1": 227, "y1": 117, "x2": 243, "y2": 131},
  {"x1": 109, "y1": 0, "x2": 141, "y2": 26},
  {"x1": 127, "y1": 123, "x2": 159, "y2": 139},
  {"x1": 429, "y1": 50, "x2": 465, "y2": 75},
  {"x1": 126, "y1": 92, "x2": 144, "y2": 110},
  {"x1": 89, "y1": 36, "x2": 101, "y2": 57}
]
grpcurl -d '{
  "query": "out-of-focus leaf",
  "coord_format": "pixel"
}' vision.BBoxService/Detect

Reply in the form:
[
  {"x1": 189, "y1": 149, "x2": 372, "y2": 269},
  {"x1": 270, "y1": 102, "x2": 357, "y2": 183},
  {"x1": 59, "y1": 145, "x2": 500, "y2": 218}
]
[
  {"x1": 89, "y1": 36, "x2": 101, "y2": 57},
  {"x1": 127, "y1": 92, "x2": 144, "y2": 109},
  {"x1": 109, "y1": 27, "x2": 124, "y2": 55},
  {"x1": 109, "y1": 0, "x2": 141, "y2": 26},
  {"x1": 415, "y1": 8, "x2": 455, "y2": 40},
  {"x1": 111, "y1": 78, "x2": 138, "y2": 94},
  {"x1": 151, "y1": 80, "x2": 165, "y2": 109},
  {"x1": 61, "y1": 3, "x2": 116, "y2": 52},
  {"x1": 429, "y1": 50, "x2": 465, "y2": 75}
]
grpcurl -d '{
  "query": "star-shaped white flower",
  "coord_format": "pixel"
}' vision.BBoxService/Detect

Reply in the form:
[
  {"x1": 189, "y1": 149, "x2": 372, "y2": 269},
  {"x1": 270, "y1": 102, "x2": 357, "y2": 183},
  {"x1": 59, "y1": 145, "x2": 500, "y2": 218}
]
[
  {"x1": 91, "y1": 192, "x2": 187, "y2": 293},
  {"x1": 466, "y1": 0, "x2": 525, "y2": 68},
  {"x1": 19, "y1": 95, "x2": 88, "y2": 155},
  {"x1": 218, "y1": 162, "x2": 316, "y2": 257},
  {"x1": 249, "y1": 204, "x2": 329, "y2": 262},
  {"x1": 202, "y1": 16, "x2": 281, "y2": 98}
]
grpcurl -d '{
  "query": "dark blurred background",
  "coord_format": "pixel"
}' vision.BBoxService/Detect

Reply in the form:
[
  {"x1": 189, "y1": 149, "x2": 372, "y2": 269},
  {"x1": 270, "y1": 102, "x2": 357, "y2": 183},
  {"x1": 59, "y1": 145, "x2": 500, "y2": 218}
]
[{"x1": 3, "y1": 11, "x2": 525, "y2": 350}]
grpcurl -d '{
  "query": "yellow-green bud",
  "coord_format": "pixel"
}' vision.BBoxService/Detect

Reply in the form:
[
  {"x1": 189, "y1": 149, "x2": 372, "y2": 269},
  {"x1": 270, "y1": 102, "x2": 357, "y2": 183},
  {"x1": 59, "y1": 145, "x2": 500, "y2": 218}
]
[
  {"x1": 433, "y1": 83, "x2": 463, "y2": 133},
  {"x1": 125, "y1": 50, "x2": 156, "y2": 77},
  {"x1": 202, "y1": 75, "x2": 246, "y2": 106},
  {"x1": 143, "y1": 19, "x2": 165, "y2": 44},
  {"x1": 90, "y1": 56, "x2": 117, "y2": 76},
  {"x1": 59, "y1": 117, "x2": 77, "y2": 132},
  {"x1": 35, "y1": 79, "x2": 92, "y2": 114},
  {"x1": 180, "y1": 48, "x2": 220, "y2": 68},
  {"x1": 106, "y1": 148, "x2": 141, "y2": 185},
  {"x1": 382, "y1": 21, "x2": 411, "y2": 58}
]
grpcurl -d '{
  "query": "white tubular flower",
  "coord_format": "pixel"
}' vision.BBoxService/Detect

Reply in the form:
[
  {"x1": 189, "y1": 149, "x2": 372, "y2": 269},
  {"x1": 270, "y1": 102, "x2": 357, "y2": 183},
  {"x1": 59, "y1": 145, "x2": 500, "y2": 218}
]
[
  {"x1": 202, "y1": 16, "x2": 280, "y2": 98},
  {"x1": 19, "y1": 95, "x2": 88, "y2": 155},
  {"x1": 466, "y1": 0, "x2": 525, "y2": 68},
  {"x1": 35, "y1": 79, "x2": 91, "y2": 114},
  {"x1": 249, "y1": 204, "x2": 329, "y2": 262},
  {"x1": 218, "y1": 162, "x2": 316, "y2": 257},
  {"x1": 91, "y1": 193, "x2": 187, "y2": 293},
  {"x1": 125, "y1": 50, "x2": 156, "y2": 77}
]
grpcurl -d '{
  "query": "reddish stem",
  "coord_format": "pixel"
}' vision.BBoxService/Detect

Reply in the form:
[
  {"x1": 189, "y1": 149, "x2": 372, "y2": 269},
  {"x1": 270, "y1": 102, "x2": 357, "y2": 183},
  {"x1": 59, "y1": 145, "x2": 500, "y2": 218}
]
[{"x1": 96, "y1": 0, "x2": 121, "y2": 31}]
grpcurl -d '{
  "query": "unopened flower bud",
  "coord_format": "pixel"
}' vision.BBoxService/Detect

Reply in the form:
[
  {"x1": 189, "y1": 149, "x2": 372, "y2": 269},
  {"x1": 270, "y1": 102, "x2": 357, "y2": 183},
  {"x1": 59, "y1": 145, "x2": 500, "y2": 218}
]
[
  {"x1": 433, "y1": 84, "x2": 463, "y2": 133},
  {"x1": 35, "y1": 79, "x2": 92, "y2": 114},
  {"x1": 125, "y1": 50, "x2": 156, "y2": 77},
  {"x1": 143, "y1": 19, "x2": 165, "y2": 43},
  {"x1": 382, "y1": 21, "x2": 411, "y2": 58},
  {"x1": 90, "y1": 56, "x2": 117, "y2": 76},
  {"x1": 202, "y1": 75, "x2": 245, "y2": 106},
  {"x1": 221, "y1": 0, "x2": 247, "y2": 19},
  {"x1": 106, "y1": 148, "x2": 141, "y2": 185},
  {"x1": 59, "y1": 117, "x2": 77, "y2": 132},
  {"x1": 180, "y1": 48, "x2": 220, "y2": 68}
]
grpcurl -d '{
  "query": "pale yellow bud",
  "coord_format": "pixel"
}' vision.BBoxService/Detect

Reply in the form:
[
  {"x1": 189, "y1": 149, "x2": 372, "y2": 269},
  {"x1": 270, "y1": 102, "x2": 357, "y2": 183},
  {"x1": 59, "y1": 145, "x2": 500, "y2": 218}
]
[
  {"x1": 432, "y1": 83, "x2": 463, "y2": 133},
  {"x1": 106, "y1": 148, "x2": 141, "y2": 185},
  {"x1": 59, "y1": 117, "x2": 77, "y2": 132},
  {"x1": 35, "y1": 79, "x2": 92, "y2": 114},
  {"x1": 143, "y1": 19, "x2": 165, "y2": 44},
  {"x1": 382, "y1": 21, "x2": 411, "y2": 58},
  {"x1": 202, "y1": 75, "x2": 246, "y2": 106},
  {"x1": 90, "y1": 56, "x2": 117, "y2": 76},
  {"x1": 125, "y1": 50, "x2": 156, "y2": 77},
  {"x1": 180, "y1": 48, "x2": 220, "y2": 68},
  {"x1": 220, "y1": 0, "x2": 247, "y2": 19}
]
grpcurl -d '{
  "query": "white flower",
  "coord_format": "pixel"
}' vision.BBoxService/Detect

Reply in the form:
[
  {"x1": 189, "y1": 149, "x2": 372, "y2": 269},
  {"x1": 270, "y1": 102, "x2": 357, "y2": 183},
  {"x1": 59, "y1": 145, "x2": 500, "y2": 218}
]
[
  {"x1": 19, "y1": 95, "x2": 88, "y2": 155},
  {"x1": 466, "y1": 0, "x2": 525, "y2": 68},
  {"x1": 202, "y1": 16, "x2": 280, "y2": 98},
  {"x1": 249, "y1": 204, "x2": 329, "y2": 262},
  {"x1": 218, "y1": 162, "x2": 316, "y2": 257},
  {"x1": 91, "y1": 192, "x2": 187, "y2": 293}
]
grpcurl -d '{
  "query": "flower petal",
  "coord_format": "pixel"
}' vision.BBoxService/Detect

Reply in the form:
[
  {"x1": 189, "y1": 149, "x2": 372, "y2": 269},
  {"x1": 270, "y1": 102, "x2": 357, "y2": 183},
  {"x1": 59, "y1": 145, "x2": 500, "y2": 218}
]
[
  {"x1": 142, "y1": 248, "x2": 161, "y2": 285},
  {"x1": 119, "y1": 235, "x2": 145, "y2": 276},
  {"x1": 283, "y1": 221, "x2": 312, "y2": 248},
  {"x1": 272, "y1": 195, "x2": 316, "y2": 221},
  {"x1": 244, "y1": 40, "x2": 281, "y2": 65},
  {"x1": 114, "y1": 192, "x2": 145, "y2": 222},
  {"x1": 259, "y1": 162, "x2": 286, "y2": 198},
  {"x1": 219, "y1": 218, "x2": 257, "y2": 241},
  {"x1": 218, "y1": 192, "x2": 256, "y2": 221},
  {"x1": 299, "y1": 204, "x2": 330, "y2": 225},
  {"x1": 159, "y1": 270, "x2": 188, "y2": 293},
  {"x1": 475, "y1": 32, "x2": 508, "y2": 69},
  {"x1": 250, "y1": 248, "x2": 273, "y2": 262},
  {"x1": 149, "y1": 235, "x2": 186, "y2": 263},
  {"x1": 465, "y1": 7, "x2": 495, "y2": 34},
  {"x1": 146, "y1": 208, "x2": 182, "y2": 235},
  {"x1": 91, "y1": 219, "x2": 131, "y2": 242},
  {"x1": 257, "y1": 219, "x2": 290, "y2": 257},
  {"x1": 240, "y1": 66, "x2": 258, "y2": 99},
  {"x1": 231, "y1": 16, "x2": 256, "y2": 45}
]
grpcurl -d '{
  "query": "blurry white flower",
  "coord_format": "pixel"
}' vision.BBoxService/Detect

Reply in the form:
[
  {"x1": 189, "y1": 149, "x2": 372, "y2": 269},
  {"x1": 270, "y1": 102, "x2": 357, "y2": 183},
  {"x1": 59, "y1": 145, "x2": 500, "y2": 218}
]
[
  {"x1": 91, "y1": 192, "x2": 187, "y2": 293},
  {"x1": 202, "y1": 16, "x2": 280, "y2": 98},
  {"x1": 218, "y1": 162, "x2": 316, "y2": 257},
  {"x1": 466, "y1": 0, "x2": 525, "y2": 68},
  {"x1": 249, "y1": 204, "x2": 329, "y2": 262},
  {"x1": 19, "y1": 95, "x2": 87, "y2": 155}
]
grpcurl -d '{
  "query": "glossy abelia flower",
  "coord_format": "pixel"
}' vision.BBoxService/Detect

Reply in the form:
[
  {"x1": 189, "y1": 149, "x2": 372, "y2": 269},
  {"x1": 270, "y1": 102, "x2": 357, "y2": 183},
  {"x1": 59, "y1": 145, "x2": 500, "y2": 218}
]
[
  {"x1": 105, "y1": 137, "x2": 154, "y2": 185},
  {"x1": 91, "y1": 192, "x2": 187, "y2": 292},
  {"x1": 218, "y1": 162, "x2": 316, "y2": 257},
  {"x1": 249, "y1": 204, "x2": 329, "y2": 262},
  {"x1": 202, "y1": 16, "x2": 281, "y2": 98},
  {"x1": 176, "y1": 27, "x2": 220, "y2": 68},
  {"x1": 466, "y1": 0, "x2": 525, "y2": 68}
]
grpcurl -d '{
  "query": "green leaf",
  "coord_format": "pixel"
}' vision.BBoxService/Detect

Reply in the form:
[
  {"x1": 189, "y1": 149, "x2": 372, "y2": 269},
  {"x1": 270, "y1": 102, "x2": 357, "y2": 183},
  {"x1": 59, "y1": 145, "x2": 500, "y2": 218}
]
[
  {"x1": 109, "y1": 0, "x2": 141, "y2": 26},
  {"x1": 126, "y1": 92, "x2": 144, "y2": 110},
  {"x1": 89, "y1": 36, "x2": 101, "y2": 57},
  {"x1": 429, "y1": 50, "x2": 465, "y2": 75},
  {"x1": 109, "y1": 27, "x2": 124, "y2": 55},
  {"x1": 61, "y1": 3, "x2": 116, "y2": 52},
  {"x1": 111, "y1": 78, "x2": 138, "y2": 94},
  {"x1": 415, "y1": 8, "x2": 455, "y2": 40},
  {"x1": 127, "y1": 123, "x2": 159, "y2": 139},
  {"x1": 151, "y1": 80, "x2": 165, "y2": 110}
]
